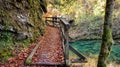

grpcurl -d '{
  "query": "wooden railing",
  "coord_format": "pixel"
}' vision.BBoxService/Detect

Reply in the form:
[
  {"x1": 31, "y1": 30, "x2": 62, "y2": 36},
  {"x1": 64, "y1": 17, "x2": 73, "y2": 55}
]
[
  {"x1": 25, "y1": 16, "x2": 87, "y2": 67},
  {"x1": 45, "y1": 17, "x2": 87, "y2": 65}
]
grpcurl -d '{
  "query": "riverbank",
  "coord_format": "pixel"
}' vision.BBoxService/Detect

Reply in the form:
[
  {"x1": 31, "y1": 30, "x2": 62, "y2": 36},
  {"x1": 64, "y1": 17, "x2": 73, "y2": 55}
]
[
  {"x1": 70, "y1": 58, "x2": 120, "y2": 67},
  {"x1": 69, "y1": 40, "x2": 120, "y2": 63}
]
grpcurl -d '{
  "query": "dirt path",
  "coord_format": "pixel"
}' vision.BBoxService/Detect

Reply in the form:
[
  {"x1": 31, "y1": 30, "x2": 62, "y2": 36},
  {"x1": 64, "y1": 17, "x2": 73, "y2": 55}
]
[{"x1": 0, "y1": 26, "x2": 64, "y2": 67}]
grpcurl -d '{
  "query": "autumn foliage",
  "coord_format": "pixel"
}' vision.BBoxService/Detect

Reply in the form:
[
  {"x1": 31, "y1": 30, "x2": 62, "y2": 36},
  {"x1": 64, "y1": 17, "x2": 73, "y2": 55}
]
[{"x1": 0, "y1": 26, "x2": 64, "y2": 67}]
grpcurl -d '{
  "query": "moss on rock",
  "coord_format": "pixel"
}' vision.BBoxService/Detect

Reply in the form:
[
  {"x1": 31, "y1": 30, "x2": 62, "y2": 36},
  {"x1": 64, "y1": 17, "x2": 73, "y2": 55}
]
[{"x1": 0, "y1": 0, "x2": 47, "y2": 62}]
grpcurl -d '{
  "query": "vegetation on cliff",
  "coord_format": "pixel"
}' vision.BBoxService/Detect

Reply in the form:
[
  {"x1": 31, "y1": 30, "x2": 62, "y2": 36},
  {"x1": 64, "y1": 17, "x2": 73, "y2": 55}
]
[{"x1": 0, "y1": 0, "x2": 47, "y2": 62}]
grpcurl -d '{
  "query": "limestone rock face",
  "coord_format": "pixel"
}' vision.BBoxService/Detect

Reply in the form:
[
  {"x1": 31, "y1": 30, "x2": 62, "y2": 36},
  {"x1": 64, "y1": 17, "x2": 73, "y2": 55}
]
[{"x1": 0, "y1": 0, "x2": 47, "y2": 40}]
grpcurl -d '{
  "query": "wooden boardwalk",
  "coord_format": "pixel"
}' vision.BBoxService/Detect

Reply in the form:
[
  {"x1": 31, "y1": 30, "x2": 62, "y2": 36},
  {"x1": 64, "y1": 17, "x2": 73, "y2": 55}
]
[
  {"x1": 2, "y1": 17, "x2": 87, "y2": 67},
  {"x1": 25, "y1": 17, "x2": 87, "y2": 67}
]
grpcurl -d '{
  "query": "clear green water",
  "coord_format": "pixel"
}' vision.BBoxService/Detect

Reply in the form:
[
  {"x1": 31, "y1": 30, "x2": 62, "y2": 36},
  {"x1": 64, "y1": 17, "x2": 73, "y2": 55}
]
[{"x1": 70, "y1": 40, "x2": 120, "y2": 63}]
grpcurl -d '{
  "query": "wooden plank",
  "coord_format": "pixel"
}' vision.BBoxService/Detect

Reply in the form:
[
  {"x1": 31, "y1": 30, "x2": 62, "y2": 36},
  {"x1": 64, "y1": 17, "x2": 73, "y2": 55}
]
[
  {"x1": 25, "y1": 63, "x2": 65, "y2": 67},
  {"x1": 26, "y1": 41, "x2": 42, "y2": 64},
  {"x1": 25, "y1": 62, "x2": 65, "y2": 66}
]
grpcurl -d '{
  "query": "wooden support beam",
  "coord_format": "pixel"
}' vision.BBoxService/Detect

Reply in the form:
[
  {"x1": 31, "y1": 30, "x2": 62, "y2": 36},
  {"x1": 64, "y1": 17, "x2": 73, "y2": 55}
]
[
  {"x1": 71, "y1": 58, "x2": 87, "y2": 63},
  {"x1": 69, "y1": 45, "x2": 87, "y2": 63}
]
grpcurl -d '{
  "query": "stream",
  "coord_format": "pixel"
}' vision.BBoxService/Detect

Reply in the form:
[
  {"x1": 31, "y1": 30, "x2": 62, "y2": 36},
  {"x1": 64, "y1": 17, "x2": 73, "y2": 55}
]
[{"x1": 70, "y1": 40, "x2": 120, "y2": 63}]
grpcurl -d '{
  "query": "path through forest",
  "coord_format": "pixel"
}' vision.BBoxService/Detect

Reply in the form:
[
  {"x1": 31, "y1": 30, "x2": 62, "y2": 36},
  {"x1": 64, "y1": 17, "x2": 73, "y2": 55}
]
[{"x1": 0, "y1": 26, "x2": 64, "y2": 67}]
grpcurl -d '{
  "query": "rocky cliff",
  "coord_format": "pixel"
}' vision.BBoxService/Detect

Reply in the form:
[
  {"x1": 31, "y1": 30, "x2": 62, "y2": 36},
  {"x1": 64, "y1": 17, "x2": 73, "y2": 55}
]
[
  {"x1": 0, "y1": 0, "x2": 47, "y2": 41},
  {"x1": 0, "y1": 0, "x2": 47, "y2": 62}
]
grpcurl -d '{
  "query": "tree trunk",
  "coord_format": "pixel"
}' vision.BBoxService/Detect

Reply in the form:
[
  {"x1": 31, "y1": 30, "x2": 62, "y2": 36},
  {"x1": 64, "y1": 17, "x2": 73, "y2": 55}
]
[{"x1": 97, "y1": 0, "x2": 115, "y2": 67}]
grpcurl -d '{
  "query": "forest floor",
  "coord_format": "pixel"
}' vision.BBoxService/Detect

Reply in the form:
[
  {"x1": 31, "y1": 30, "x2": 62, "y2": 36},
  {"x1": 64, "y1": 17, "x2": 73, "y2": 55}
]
[{"x1": 0, "y1": 26, "x2": 64, "y2": 67}]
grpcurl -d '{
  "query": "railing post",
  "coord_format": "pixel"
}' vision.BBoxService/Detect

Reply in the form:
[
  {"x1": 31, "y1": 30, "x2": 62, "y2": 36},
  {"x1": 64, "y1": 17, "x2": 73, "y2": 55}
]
[
  {"x1": 65, "y1": 31, "x2": 70, "y2": 67},
  {"x1": 60, "y1": 23, "x2": 70, "y2": 67},
  {"x1": 59, "y1": 18, "x2": 74, "y2": 67}
]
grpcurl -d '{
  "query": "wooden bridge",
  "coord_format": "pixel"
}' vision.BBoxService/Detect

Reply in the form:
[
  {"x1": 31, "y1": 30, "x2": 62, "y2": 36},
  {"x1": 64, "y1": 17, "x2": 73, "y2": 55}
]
[{"x1": 25, "y1": 16, "x2": 87, "y2": 67}]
